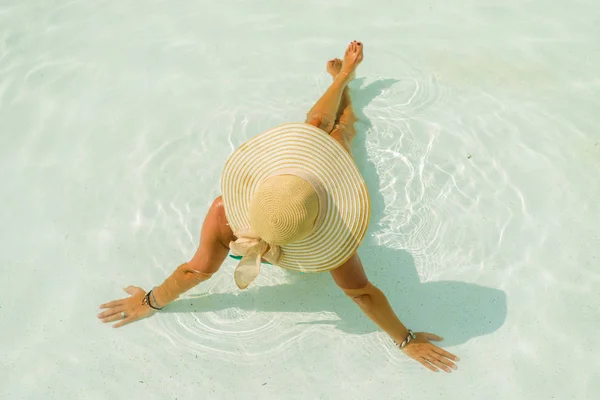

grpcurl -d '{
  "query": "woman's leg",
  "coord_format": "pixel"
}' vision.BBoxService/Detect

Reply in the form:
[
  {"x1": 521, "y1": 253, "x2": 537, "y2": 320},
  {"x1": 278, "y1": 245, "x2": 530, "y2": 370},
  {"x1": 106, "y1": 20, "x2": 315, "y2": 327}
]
[
  {"x1": 305, "y1": 41, "x2": 363, "y2": 133},
  {"x1": 325, "y1": 58, "x2": 352, "y2": 123},
  {"x1": 329, "y1": 104, "x2": 359, "y2": 154},
  {"x1": 320, "y1": 57, "x2": 359, "y2": 153}
]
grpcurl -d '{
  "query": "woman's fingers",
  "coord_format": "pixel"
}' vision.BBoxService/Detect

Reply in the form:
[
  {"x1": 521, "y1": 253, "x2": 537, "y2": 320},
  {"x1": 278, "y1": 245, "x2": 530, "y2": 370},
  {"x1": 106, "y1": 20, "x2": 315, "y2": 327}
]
[
  {"x1": 432, "y1": 345, "x2": 460, "y2": 362},
  {"x1": 97, "y1": 286, "x2": 149, "y2": 328},
  {"x1": 124, "y1": 285, "x2": 142, "y2": 296},
  {"x1": 113, "y1": 315, "x2": 136, "y2": 328},
  {"x1": 425, "y1": 332, "x2": 444, "y2": 341},
  {"x1": 100, "y1": 286, "x2": 142, "y2": 309},
  {"x1": 401, "y1": 333, "x2": 459, "y2": 373},
  {"x1": 97, "y1": 305, "x2": 125, "y2": 320},
  {"x1": 101, "y1": 311, "x2": 128, "y2": 324},
  {"x1": 427, "y1": 355, "x2": 452, "y2": 373},
  {"x1": 99, "y1": 300, "x2": 123, "y2": 309},
  {"x1": 420, "y1": 357, "x2": 439, "y2": 372},
  {"x1": 434, "y1": 353, "x2": 457, "y2": 371}
]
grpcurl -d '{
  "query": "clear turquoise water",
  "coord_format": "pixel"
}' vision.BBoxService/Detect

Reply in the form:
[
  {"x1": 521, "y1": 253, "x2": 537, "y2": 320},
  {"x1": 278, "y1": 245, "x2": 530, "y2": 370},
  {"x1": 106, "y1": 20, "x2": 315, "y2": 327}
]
[{"x1": 1, "y1": 1, "x2": 599, "y2": 399}]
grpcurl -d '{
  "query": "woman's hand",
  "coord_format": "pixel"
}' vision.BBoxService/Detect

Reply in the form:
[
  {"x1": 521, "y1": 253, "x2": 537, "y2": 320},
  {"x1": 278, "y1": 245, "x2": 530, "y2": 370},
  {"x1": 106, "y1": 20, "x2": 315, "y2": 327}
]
[
  {"x1": 98, "y1": 286, "x2": 154, "y2": 328},
  {"x1": 401, "y1": 332, "x2": 460, "y2": 373}
]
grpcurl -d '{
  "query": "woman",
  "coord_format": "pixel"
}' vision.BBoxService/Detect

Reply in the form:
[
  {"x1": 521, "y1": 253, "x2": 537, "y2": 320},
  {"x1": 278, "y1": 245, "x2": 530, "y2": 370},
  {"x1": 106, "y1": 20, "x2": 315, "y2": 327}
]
[{"x1": 98, "y1": 41, "x2": 459, "y2": 373}]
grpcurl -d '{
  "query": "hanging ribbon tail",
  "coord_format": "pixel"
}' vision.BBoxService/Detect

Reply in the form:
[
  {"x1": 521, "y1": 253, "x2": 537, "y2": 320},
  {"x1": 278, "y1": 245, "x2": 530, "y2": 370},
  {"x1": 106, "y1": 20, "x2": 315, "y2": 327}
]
[{"x1": 234, "y1": 253, "x2": 262, "y2": 290}]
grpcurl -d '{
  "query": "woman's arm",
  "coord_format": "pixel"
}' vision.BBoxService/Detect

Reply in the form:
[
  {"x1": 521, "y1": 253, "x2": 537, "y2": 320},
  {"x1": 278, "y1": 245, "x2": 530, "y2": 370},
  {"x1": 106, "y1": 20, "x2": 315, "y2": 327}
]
[
  {"x1": 152, "y1": 197, "x2": 235, "y2": 307},
  {"x1": 330, "y1": 254, "x2": 410, "y2": 342},
  {"x1": 98, "y1": 196, "x2": 234, "y2": 327},
  {"x1": 330, "y1": 254, "x2": 460, "y2": 373}
]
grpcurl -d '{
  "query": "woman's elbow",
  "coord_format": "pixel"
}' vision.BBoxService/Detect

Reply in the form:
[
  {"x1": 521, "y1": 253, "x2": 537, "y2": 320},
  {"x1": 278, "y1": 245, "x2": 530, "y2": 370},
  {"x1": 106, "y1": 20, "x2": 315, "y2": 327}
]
[
  {"x1": 181, "y1": 263, "x2": 214, "y2": 283},
  {"x1": 342, "y1": 281, "x2": 380, "y2": 313}
]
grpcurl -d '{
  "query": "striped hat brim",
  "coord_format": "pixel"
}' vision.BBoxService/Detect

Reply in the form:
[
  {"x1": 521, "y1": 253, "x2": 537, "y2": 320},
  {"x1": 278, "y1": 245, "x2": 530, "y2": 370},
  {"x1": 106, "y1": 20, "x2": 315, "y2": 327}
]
[{"x1": 221, "y1": 122, "x2": 370, "y2": 273}]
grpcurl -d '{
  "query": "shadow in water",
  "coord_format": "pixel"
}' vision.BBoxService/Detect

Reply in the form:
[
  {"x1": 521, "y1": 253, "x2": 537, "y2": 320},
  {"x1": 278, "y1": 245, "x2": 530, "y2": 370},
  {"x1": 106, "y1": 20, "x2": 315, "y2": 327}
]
[
  {"x1": 167, "y1": 245, "x2": 506, "y2": 346},
  {"x1": 350, "y1": 77, "x2": 398, "y2": 231},
  {"x1": 167, "y1": 78, "x2": 507, "y2": 346}
]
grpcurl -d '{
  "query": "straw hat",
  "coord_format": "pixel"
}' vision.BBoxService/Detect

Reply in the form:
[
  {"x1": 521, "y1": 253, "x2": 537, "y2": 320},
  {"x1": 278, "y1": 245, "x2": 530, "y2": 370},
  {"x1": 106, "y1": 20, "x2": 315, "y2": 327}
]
[{"x1": 221, "y1": 122, "x2": 370, "y2": 289}]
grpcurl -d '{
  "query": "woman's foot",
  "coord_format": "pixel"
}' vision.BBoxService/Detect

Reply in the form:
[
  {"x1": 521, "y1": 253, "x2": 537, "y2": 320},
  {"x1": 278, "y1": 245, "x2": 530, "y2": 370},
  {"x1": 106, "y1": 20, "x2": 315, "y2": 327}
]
[
  {"x1": 339, "y1": 41, "x2": 363, "y2": 82},
  {"x1": 304, "y1": 42, "x2": 363, "y2": 132},
  {"x1": 327, "y1": 58, "x2": 343, "y2": 78}
]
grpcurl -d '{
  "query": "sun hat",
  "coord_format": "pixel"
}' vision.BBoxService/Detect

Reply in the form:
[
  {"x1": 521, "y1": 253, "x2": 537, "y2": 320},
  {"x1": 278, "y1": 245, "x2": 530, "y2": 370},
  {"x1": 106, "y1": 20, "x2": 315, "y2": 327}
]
[{"x1": 221, "y1": 122, "x2": 370, "y2": 289}]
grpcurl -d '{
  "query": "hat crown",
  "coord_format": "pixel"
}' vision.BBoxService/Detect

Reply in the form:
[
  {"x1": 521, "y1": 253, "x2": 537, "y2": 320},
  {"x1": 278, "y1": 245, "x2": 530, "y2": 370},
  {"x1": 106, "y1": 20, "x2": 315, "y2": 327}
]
[{"x1": 248, "y1": 175, "x2": 319, "y2": 245}]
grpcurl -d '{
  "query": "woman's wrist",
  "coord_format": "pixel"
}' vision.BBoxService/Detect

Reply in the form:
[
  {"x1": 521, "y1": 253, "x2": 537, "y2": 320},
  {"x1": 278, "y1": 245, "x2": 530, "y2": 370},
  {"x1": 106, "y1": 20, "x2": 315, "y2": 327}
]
[
  {"x1": 142, "y1": 289, "x2": 164, "y2": 310},
  {"x1": 392, "y1": 327, "x2": 410, "y2": 341},
  {"x1": 151, "y1": 264, "x2": 188, "y2": 307},
  {"x1": 150, "y1": 284, "x2": 172, "y2": 309},
  {"x1": 397, "y1": 329, "x2": 417, "y2": 349},
  {"x1": 150, "y1": 289, "x2": 162, "y2": 309}
]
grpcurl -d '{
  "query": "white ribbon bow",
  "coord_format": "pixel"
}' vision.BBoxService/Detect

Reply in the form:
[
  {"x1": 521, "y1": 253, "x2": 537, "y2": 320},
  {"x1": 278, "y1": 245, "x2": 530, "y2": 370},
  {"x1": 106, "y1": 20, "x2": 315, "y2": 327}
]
[{"x1": 229, "y1": 228, "x2": 282, "y2": 289}]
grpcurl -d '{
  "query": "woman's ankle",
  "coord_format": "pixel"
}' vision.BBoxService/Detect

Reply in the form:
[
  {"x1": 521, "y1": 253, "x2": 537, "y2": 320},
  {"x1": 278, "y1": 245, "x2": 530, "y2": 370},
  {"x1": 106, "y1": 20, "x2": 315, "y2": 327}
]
[{"x1": 334, "y1": 72, "x2": 351, "y2": 86}]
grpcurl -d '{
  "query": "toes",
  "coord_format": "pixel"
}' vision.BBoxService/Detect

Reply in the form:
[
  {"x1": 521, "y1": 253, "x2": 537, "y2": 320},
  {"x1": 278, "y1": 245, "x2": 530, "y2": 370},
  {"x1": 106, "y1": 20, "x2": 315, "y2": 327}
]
[
  {"x1": 348, "y1": 40, "x2": 362, "y2": 53},
  {"x1": 347, "y1": 41, "x2": 356, "y2": 53},
  {"x1": 327, "y1": 58, "x2": 342, "y2": 73}
]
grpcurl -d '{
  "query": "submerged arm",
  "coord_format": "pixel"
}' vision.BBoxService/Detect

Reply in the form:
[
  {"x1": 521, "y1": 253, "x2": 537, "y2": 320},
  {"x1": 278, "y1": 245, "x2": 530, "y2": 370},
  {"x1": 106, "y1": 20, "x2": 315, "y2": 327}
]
[
  {"x1": 330, "y1": 254, "x2": 409, "y2": 343},
  {"x1": 331, "y1": 254, "x2": 459, "y2": 373},
  {"x1": 98, "y1": 196, "x2": 234, "y2": 327},
  {"x1": 152, "y1": 197, "x2": 234, "y2": 306}
]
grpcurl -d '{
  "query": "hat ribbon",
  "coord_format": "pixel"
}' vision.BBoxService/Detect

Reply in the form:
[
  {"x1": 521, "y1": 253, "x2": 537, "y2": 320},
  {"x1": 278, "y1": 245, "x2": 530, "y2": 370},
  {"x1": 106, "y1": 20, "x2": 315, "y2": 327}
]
[{"x1": 229, "y1": 228, "x2": 281, "y2": 289}]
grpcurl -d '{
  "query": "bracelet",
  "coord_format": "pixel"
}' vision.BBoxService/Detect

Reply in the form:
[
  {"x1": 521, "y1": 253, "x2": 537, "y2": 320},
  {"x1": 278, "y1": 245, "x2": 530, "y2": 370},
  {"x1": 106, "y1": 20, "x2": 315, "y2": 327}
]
[
  {"x1": 150, "y1": 287, "x2": 163, "y2": 309},
  {"x1": 398, "y1": 329, "x2": 417, "y2": 349},
  {"x1": 142, "y1": 289, "x2": 164, "y2": 310}
]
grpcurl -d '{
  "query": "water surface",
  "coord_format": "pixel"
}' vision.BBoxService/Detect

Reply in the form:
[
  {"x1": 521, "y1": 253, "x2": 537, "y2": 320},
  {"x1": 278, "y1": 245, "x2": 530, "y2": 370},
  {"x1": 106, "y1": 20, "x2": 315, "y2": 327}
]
[{"x1": 0, "y1": 1, "x2": 599, "y2": 399}]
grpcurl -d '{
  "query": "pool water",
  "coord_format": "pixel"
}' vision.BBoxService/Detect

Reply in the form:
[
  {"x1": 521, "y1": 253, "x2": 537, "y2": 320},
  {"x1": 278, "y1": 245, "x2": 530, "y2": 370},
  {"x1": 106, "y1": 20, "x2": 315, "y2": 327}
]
[{"x1": 1, "y1": 1, "x2": 599, "y2": 399}]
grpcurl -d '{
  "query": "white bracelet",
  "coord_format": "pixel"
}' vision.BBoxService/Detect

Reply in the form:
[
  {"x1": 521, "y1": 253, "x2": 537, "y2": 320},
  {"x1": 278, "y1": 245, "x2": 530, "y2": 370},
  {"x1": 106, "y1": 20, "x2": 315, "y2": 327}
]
[{"x1": 399, "y1": 330, "x2": 416, "y2": 349}]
